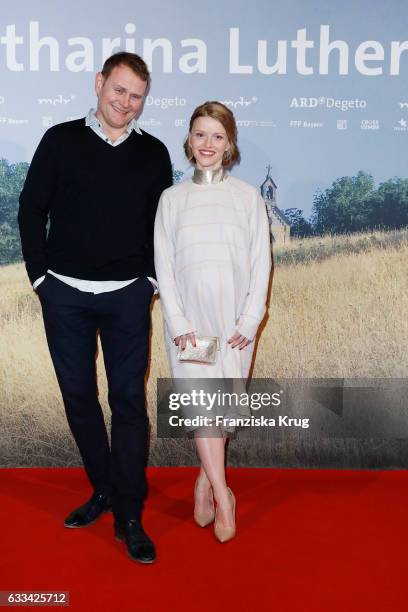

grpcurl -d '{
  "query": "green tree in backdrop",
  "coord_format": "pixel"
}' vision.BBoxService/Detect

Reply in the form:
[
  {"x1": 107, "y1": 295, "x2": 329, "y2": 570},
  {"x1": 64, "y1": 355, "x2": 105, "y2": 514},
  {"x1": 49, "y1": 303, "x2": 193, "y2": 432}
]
[
  {"x1": 0, "y1": 159, "x2": 28, "y2": 264},
  {"x1": 311, "y1": 171, "x2": 375, "y2": 234},
  {"x1": 368, "y1": 178, "x2": 408, "y2": 230},
  {"x1": 282, "y1": 208, "x2": 313, "y2": 238},
  {"x1": 311, "y1": 171, "x2": 408, "y2": 235}
]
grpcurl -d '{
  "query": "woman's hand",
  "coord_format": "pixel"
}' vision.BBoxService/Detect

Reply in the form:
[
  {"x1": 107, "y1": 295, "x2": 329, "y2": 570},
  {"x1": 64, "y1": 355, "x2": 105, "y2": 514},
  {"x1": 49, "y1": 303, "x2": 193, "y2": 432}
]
[
  {"x1": 175, "y1": 332, "x2": 196, "y2": 350},
  {"x1": 228, "y1": 331, "x2": 251, "y2": 350}
]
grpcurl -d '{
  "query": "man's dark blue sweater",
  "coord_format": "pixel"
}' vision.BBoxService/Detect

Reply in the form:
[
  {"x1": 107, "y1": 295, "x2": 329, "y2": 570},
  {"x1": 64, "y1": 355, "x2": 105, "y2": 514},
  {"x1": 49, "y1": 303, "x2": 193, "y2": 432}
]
[{"x1": 18, "y1": 118, "x2": 173, "y2": 285}]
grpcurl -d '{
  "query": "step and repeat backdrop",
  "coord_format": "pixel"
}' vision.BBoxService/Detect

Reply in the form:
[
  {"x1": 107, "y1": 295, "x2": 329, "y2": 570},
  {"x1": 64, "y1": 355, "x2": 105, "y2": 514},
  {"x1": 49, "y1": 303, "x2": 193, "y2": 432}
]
[{"x1": 1, "y1": 0, "x2": 407, "y2": 468}]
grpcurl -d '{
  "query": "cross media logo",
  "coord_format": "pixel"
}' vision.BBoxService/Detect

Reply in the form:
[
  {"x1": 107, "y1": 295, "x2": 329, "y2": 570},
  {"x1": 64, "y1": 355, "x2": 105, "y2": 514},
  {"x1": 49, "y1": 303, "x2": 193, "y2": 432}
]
[
  {"x1": 290, "y1": 97, "x2": 367, "y2": 111},
  {"x1": 360, "y1": 119, "x2": 380, "y2": 130}
]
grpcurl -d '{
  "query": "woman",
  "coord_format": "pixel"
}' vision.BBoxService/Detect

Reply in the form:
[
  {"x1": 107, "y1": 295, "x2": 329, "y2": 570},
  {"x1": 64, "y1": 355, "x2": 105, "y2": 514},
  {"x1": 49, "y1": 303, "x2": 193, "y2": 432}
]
[{"x1": 154, "y1": 101, "x2": 271, "y2": 542}]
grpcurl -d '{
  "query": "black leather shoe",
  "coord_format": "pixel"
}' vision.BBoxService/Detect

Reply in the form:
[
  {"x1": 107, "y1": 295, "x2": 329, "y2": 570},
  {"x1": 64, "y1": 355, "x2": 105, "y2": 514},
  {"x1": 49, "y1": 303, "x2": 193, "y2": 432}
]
[
  {"x1": 64, "y1": 493, "x2": 112, "y2": 528},
  {"x1": 114, "y1": 519, "x2": 156, "y2": 564}
]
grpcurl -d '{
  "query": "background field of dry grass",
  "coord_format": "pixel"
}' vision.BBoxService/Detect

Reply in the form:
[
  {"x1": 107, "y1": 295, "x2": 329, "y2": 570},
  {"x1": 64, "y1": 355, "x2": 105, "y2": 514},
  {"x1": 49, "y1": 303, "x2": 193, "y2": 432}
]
[{"x1": 1, "y1": 229, "x2": 408, "y2": 467}]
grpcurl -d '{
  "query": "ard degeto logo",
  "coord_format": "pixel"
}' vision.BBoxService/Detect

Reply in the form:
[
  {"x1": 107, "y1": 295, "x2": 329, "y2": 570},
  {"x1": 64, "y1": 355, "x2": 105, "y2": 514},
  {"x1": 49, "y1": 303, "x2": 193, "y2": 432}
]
[
  {"x1": 290, "y1": 97, "x2": 366, "y2": 111},
  {"x1": 38, "y1": 94, "x2": 76, "y2": 106}
]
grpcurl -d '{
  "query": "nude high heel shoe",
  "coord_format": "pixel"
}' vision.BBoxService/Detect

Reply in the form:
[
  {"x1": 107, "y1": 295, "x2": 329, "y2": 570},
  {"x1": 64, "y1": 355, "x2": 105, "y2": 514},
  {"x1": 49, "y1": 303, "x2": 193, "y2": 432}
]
[
  {"x1": 194, "y1": 479, "x2": 215, "y2": 527},
  {"x1": 214, "y1": 488, "x2": 236, "y2": 543}
]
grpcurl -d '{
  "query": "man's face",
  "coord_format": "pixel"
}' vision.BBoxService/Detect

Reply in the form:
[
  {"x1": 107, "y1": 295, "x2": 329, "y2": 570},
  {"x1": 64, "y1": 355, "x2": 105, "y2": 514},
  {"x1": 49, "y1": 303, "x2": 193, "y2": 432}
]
[{"x1": 95, "y1": 64, "x2": 147, "y2": 131}]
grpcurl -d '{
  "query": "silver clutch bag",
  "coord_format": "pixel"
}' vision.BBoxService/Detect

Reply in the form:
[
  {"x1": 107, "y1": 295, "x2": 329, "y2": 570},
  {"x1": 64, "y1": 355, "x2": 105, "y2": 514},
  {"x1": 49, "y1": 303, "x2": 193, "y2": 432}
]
[{"x1": 177, "y1": 335, "x2": 219, "y2": 364}]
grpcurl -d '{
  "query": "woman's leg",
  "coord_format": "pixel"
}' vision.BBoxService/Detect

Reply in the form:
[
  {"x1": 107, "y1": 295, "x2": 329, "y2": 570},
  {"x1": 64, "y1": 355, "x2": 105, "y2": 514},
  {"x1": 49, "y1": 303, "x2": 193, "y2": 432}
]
[{"x1": 194, "y1": 430, "x2": 234, "y2": 529}]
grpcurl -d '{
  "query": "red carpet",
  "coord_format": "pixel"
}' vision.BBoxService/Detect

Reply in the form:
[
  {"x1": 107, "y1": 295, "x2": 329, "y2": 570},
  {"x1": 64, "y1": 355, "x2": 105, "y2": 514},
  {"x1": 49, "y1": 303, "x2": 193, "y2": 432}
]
[{"x1": 1, "y1": 467, "x2": 407, "y2": 611}]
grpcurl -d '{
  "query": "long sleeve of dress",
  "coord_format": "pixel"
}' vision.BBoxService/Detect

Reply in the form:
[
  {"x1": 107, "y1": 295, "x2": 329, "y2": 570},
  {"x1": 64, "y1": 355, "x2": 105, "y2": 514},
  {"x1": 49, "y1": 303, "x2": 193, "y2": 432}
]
[
  {"x1": 236, "y1": 192, "x2": 272, "y2": 341},
  {"x1": 154, "y1": 191, "x2": 194, "y2": 340}
]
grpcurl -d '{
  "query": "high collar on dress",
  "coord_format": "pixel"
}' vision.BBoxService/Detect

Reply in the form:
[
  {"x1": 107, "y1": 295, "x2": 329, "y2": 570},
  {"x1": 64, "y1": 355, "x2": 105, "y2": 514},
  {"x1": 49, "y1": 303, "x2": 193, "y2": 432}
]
[{"x1": 192, "y1": 167, "x2": 227, "y2": 185}]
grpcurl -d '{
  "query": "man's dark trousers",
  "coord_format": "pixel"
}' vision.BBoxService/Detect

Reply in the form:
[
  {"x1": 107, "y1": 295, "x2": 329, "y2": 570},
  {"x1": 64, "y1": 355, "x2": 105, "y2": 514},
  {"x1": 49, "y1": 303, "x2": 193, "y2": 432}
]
[{"x1": 37, "y1": 273, "x2": 154, "y2": 521}]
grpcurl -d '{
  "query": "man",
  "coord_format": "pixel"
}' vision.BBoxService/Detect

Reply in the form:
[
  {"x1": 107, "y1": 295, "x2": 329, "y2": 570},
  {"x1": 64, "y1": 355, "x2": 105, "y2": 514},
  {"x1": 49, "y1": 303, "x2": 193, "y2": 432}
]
[{"x1": 18, "y1": 52, "x2": 172, "y2": 564}]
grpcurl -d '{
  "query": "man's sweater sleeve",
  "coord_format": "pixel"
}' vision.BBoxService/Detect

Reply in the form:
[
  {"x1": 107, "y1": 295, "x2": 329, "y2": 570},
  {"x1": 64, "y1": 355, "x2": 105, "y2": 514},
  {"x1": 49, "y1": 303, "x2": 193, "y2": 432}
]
[
  {"x1": 18, "y1": 129, "x2": 57, "y2": 285},
  {"x1": 145, "y1": 143, "x2": 173, "y2": 280}
]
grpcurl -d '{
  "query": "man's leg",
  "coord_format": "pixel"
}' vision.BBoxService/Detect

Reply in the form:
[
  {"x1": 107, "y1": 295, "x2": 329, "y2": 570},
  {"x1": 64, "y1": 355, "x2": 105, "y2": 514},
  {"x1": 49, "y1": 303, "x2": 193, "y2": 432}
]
[
  {"x1": 98, "y1": 277, "x2": 153, "y2": 522},
  {"x1": 38, "y1": 274, "x2": 111, "y2": 496}
]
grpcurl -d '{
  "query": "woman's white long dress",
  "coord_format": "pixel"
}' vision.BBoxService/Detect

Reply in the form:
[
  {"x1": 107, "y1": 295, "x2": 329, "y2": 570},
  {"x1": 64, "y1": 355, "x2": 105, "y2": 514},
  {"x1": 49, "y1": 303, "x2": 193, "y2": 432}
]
[{"x1": 154, "y1": 174, "x2": 271, "y2": 384}]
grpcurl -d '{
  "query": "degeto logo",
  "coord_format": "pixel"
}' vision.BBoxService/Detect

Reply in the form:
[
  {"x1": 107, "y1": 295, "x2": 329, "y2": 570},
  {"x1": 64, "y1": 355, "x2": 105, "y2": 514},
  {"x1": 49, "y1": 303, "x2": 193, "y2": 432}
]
[{"x1": 145, "y1": 96, "x2": 186, "y2": 110}]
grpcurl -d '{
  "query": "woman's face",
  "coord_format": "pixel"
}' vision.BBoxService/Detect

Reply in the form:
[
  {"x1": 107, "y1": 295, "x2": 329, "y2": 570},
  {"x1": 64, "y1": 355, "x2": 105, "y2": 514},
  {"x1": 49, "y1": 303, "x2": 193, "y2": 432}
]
[{"x1": 188, "y1": 116, "x2": 230, "y2": 171}]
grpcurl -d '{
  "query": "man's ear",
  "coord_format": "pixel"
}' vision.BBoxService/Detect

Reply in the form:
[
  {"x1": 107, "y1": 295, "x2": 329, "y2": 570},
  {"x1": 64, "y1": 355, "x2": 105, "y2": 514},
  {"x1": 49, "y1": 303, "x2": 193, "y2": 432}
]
[{"x1": 95, "y1": 72, "x2": 104, "y2": 96}]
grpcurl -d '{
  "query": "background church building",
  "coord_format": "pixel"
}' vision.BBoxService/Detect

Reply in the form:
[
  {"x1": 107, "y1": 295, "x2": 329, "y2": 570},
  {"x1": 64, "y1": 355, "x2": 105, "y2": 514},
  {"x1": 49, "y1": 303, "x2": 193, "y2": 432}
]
[{"x1": 260, "y1": 166, "x2": 291, "y2": 244}]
